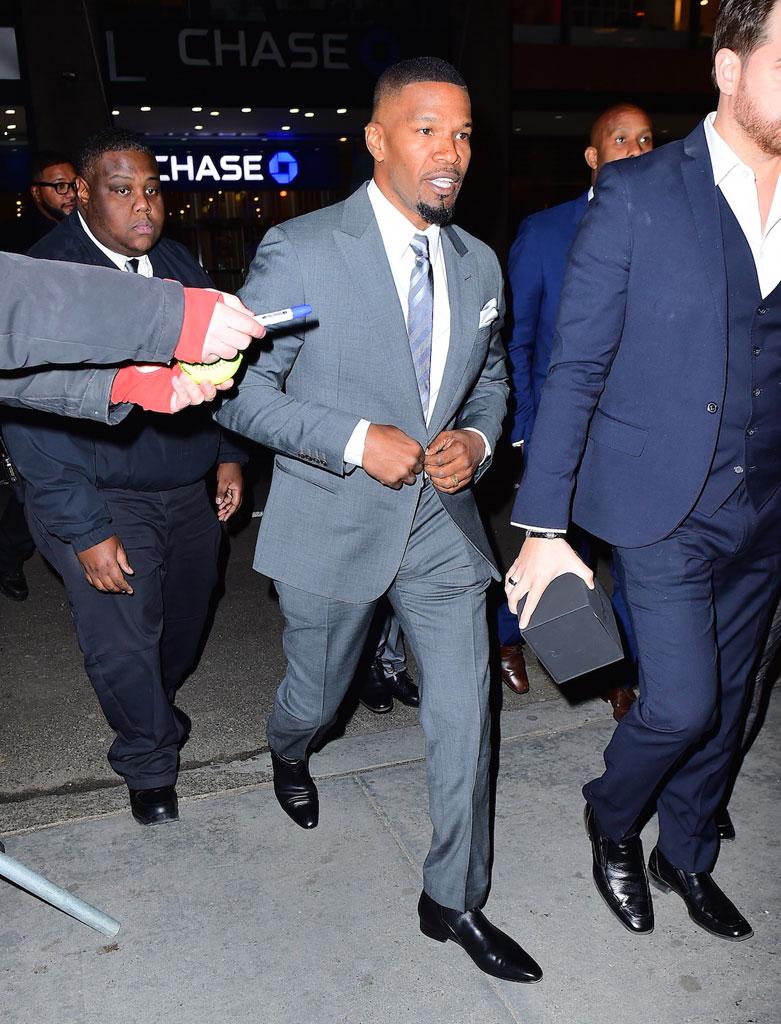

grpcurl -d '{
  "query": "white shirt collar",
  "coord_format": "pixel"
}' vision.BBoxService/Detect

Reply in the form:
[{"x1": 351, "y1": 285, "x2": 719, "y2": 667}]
[
  {"x1": 366, "y1": 179, "x2": 441, "y2": 265},
  {"x1": 77, "y1": 211, "x2": 153, "y2": 274},
  {"x1": 703, "y1": 111, "x2": 749, "y2": 187}
]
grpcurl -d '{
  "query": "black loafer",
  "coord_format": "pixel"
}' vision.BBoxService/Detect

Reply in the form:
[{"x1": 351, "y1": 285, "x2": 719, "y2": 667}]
[
  {"x1": 128, "y1": 785, "x2": 179, "y2": 826},
  {"x1": 648, "y1": 846, "x2": 753, "y2": 940},
  {"x1": 270, "y1": 749, "x2": 319, "y2": 829},
  {"x1": 0, "y1": 569, "x2": 28, "y2": 602},
  {"x1": 387, "y1": 668, "x2": 420, "y2": 708},
  {"x1": 358, "y1": 658, "x2": 393, "y2": 714},
  {"x1": 715, "y1": 806, "x2": 736, "y2": 842},
  {"x1": 585, "y1": 803, "x2": 653, "y2": 933},
  {"x1": 418, "y1": 891, "x2": 542, "y2": 983}
]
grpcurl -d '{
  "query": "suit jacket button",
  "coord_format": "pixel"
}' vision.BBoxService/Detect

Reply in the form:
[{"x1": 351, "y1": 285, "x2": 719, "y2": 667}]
[{"x1": 706, "y1": 402, "x2": 718, "y2": 413}]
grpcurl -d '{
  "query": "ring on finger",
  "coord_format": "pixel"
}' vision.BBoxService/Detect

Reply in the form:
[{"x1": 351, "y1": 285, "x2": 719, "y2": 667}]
[
  {"x1": 508, "y1": 576, "x2": 519, "y2": 586},
  {"x1": 451, "y1": 473, "x2": 459, "y2": 487}
]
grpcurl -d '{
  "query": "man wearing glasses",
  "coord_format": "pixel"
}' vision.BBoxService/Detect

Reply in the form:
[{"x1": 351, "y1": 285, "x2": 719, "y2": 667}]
[
  {"x1": 6, "y1": 150, "x2": 78, "y2": 254},
  {"x1": 0, "y1": 151, "x2": 78, "y2": 602}
]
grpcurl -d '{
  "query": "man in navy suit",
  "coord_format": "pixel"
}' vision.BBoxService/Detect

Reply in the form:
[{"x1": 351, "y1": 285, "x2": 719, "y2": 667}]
[
  {"x1": 3, "y1": 129, "x2": 247, "y2": 828},
  {"x1": 498, "y1": 104, "x2": 652, "y2": 711},
  {"x1": 506, "y1": 0, "x2": 781, "y2": 942}
]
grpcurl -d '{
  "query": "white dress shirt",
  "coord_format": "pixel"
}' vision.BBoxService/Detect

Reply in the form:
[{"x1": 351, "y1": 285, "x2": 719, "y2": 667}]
[
  {"x1": 343, "y1": 180, "x2": 488, "y2": 467},
  {"x1": 78, "y1": 212, "x2": 154, "y2": 278},
  {"x1": 704, "y1": 111, "x2": 781, "y2": 298}
]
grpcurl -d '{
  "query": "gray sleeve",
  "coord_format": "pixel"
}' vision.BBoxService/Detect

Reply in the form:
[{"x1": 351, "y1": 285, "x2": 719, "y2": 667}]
[
  {"x1": 0, "y1": 365, "x2": 132, "y2": 423},
  {"x1": 214, "y1": 227, "x2": 360, "y2": 475},
  {"x1": 0, "y1": 252, "x2": 185, "y2": 369}
]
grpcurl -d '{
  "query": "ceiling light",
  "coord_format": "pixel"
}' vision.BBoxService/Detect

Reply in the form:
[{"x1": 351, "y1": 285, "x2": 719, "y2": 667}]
[
  {"x1": 281, "y1": 125, "x2": 291, "y2": 131},
  {"x1": 289, "y1": 107, "x2": 299, "y2": 114},
  {"x1": 304, "y1": 112, "x2": 314, "y2": 118},
  {"x1": 140, "y1": 106, "x2": 151, "y2": 112},
  {"x1": 339, "y1": 136, "x2": 347, "y2": 143},
  {"x1": 6, "y1": 123, "x2": 16, "y2": 129},
  {"x1": 194, "y1": 124, "x2": 204, "y2": 130},
  {"x1": 241, "y1": 107, "x2": 252, "y2": 113},
  {"x1": 192, "y1": 106, "x2": 202, "y2": 112},
  {"x1": 210, "y1": 110, "x2": 220, "y2": 116},
  {"x1": 111, "y1": 109, "x2": 119, "y2": 116},
  {"x1": 4, "y1": 108, "x2": 14, "y2": 114},
  {"x1": 337, "y1": 108, "x2": 347, "y2": 114},
  {"x1": 279, "y1": 190, "x2": 288, "y2": 198}
]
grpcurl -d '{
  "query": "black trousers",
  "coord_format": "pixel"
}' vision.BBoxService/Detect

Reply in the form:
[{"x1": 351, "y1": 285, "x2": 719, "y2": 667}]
[
  {"x1": 26, "y1": 481, "x2": 221, "y2": 788},
  {"x1": 0, "y1": 491, "x2": 35, "y2": 574}
]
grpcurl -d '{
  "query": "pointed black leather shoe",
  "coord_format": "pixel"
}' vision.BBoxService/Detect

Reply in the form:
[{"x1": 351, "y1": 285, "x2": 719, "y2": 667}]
[
  {"x1": 128, "y1": 785, "x2": 179, "y2": 826},
  {"x1": 270, "y1": 749, "x2": 319, "y2": 829},
  {"x1": 358, "y1": 658, "x2": 394, "y2": 714},
  {"x1": 387, "y1": 667, "x2": 420, "y2": 708},
  {"x1": 648, "y1": 846, "x2": 753, "y2": 940},
  {"x1": 584, "y1": 803, "x2": 653, "y2": 933},
  {"x1": 418, "y1": 891, "x2": 542, "y2": 983},
  {"x1": 715, "y1": 806, "x2": 736, "y2": 841}
]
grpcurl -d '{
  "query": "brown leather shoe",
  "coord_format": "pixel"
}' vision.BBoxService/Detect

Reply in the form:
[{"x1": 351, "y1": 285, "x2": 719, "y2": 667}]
[
  {"x1": 500, "y1": 644, "x2": 530, "y2": 695},
  {"x1": 601, "y1": 686, "x2": 636, "y2": 722}
]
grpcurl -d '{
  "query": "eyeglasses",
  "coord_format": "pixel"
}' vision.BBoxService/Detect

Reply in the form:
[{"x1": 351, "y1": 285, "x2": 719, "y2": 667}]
[{"x1": 32, "y1": 180, "x2": 78, "y2": 195}]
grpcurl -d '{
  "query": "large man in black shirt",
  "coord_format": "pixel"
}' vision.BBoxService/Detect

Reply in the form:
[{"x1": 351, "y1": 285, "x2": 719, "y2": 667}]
[{"x1": 3, "y1": 129, "x2": 247, "y2": 826}]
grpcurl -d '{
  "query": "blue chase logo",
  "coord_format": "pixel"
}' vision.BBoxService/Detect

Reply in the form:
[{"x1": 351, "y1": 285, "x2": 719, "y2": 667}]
[{"x1": 269, "y1": 151, "x2": 299, "y2": 185}]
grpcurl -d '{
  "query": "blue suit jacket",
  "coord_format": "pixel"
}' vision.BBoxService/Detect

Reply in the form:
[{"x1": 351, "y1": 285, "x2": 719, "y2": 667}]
[
  {"x1": 512, "y1": 123, "x2": 734, "y2": 548},
  {"x1": 506, "y1": 191, "x2": 589, "y2": 443}
]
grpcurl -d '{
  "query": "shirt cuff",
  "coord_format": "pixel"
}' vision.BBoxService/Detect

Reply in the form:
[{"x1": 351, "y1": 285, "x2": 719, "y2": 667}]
[
  {"x1": 510, "y1": 521, "x2": 566, "y2": 534},
  {"x1": 463, "y1": 427, "x2": 490, "y2": 465},
  {"x1": 512, "y1": 440, "x2": 524, "y2": 447},
  {"x1": 174, "y1": 289, "x2": 222, "y2": 363},
  {"x1": 344, "y1": 419, "x2": 371, "y2": 467}
]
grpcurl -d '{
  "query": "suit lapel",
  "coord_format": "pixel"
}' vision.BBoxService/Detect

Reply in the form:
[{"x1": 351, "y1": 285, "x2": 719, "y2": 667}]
[
  {"x1": 681, "y1": 124, "x2": 727, "y2": 337},
  {"x1": 333, "y1": 186, "x2": 427, "y2": 430},
  {"x1": 426, "y1": 225, "x2": 480, "y2": 438}
]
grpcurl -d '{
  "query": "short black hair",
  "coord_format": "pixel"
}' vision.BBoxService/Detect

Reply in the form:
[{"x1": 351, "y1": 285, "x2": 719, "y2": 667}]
[
  {"x1": 372, "y1": 56, "x2": 467, "y2": 115},
  {"x1": 77, "y1": 128, "x2": 156, "y2": 180},
  {"x1": 30, "y1": 150, "x2": 73, "y2": 181},
  {"x1": 713, "y1": 0, "x2": 778, "y2": 68}
]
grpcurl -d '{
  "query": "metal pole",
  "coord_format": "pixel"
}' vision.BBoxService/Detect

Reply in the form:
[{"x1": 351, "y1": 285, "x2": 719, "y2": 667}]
[{"x1": 0, "y1": 847, "x2": 120, "y2": 938}]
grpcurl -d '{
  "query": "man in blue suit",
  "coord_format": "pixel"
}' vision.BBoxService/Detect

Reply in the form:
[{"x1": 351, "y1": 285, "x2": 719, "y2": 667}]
[
  {"x1": 498, "y1": 103, "x2": 653, "y2": 711},
  {"x1": 505, "y1": 0, "x2": 781, "y2": 943}
]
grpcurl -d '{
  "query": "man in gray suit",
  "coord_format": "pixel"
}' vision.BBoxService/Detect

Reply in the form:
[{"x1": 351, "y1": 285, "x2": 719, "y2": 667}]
[{"x1": 216, "y1": 58, "x2": 541, "y2": 984}]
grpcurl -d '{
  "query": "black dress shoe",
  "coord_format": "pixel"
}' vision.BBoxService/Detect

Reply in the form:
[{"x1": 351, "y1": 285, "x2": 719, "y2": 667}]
[
  {"x1": 584, "y1": 803, "x2": 653, "y2": 933},
  {"x1": 0, "y1": 568, "x2": 28, "y2": 602},
  {"x1": 358, "y1": 658, "x2": 394, "y2": 714},
  {"x1": 648, "y1": 846, "x2": 753, "y2": 941},
  {"x1": 270, "y1": 749, "x2": 319, "y2": 829},
  {"x1": 128, "y1": 785, "x2": 179, "y2": 826},
  {"x1": 418, "y1": 891, "x2": 542, "y2": 983},
  {"x1": 715, "y1": 806, "x2": 736, "y2": 841},
  {"x1": 386, "y1": 667, "x2": 420, "y2": 708}
]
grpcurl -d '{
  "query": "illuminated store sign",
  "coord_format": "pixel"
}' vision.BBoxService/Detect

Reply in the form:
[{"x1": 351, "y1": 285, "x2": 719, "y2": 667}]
[{"x1": 153, "y1": 145, "x2": 335, "y2": 190}]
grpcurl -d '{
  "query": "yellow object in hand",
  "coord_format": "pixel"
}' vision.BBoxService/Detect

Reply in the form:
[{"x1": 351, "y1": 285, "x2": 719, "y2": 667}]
[{"x1": 178, "y1": 353, "x2": 243, "y2": 386}]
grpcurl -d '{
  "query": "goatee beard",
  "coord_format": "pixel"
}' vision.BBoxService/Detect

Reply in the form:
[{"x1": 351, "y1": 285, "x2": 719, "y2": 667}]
[{"x1": 416, "y1": 199, "x2": 455, "y2": 227}]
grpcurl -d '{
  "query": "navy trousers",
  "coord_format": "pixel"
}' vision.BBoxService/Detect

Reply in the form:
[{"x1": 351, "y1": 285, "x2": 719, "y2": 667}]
[
  {"x1": 26, "y1": 481, "x2": 220, "y2": 788},
  {"x1": 583, "y1": 483, "x2": 781, "y2": 872}
]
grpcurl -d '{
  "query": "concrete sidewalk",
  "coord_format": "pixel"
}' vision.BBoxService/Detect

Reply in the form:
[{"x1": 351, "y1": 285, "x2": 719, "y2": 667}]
[{"x1": 1, "y1": 693, "x2": 778, "y2": 1024}]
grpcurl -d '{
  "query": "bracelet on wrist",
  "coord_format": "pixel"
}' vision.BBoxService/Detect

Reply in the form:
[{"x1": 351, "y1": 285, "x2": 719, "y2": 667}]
[{"x1": 525, "y1": 529, "x2": 563, "y2": 540}]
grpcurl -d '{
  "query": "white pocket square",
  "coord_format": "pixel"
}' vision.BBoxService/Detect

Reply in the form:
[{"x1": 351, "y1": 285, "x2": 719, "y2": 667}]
[{"x1": 479, "y1": 298, "x2": 499, "y2": 328}]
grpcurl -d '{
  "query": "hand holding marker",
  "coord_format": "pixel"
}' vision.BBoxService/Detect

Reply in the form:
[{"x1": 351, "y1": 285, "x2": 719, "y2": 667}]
[{"x1": 179, "y1": 304, "x2": 313, "y2": 385}]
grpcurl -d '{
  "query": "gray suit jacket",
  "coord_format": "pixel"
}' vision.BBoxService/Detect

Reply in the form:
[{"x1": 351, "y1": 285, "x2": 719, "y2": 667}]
[
  {"x1": 216, "y1": 184, "x2": 508, "y2": 602},
  {"x1": 0, "y1": 252, "x2": 185, "y2": 422}
]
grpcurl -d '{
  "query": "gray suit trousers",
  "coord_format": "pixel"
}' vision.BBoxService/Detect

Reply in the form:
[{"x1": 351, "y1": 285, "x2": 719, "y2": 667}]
[{"x1": 268, "y1": 481, "x2": 492, "y2": 911}]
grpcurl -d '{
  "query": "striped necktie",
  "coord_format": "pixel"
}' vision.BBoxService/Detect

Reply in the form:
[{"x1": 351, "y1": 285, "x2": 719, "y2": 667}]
[
  {"x1": 407, "y1": 233, "x2": 433, "y2": 417},
  {"x1": 125, "y1": 258, "x2": 139, "y2": 273}
]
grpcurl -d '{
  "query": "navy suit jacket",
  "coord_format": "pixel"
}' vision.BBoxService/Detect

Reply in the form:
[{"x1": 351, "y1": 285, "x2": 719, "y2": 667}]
[
  {"x1": 506, "y1": 191, "x2": 589, "y2": 443},
  {"x1": 512, "y1": 123, "x2": 734, "y2": 548}
]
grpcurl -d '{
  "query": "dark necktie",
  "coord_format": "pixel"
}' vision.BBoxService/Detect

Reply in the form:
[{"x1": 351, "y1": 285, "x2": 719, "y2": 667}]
[
  {"x1": 125, "y1": 258, "x2": 140, "y2": 273},
  {"x1": 407, "y1": 233, "x2": 433, "y2": 417}
]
